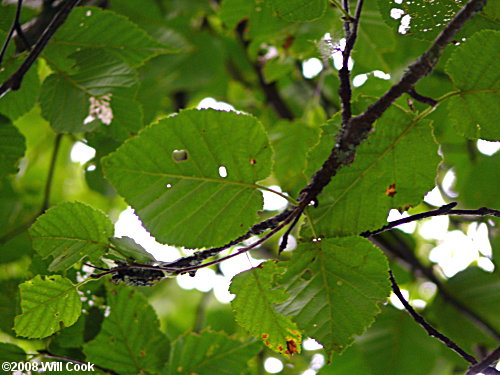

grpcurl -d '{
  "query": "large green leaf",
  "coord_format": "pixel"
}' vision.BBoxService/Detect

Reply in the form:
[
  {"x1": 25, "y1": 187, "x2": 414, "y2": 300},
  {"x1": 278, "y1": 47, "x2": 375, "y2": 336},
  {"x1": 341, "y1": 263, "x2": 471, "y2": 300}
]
[
  {"x1": 29, "y1": 202, "x2": 113, "y2": 271},
  {"x1": 270, "y1": 0, "x2": 327, "y2": 22},
  {"x1": 40, "y1": 49, "x2": 138, "y2": 134},
  {"x1": 14, "y1": 275, "x2": 81, "y2": 339},
  {"x1": 166, "y1": 330, "x2": 261, "y2": 375},
  {"x1": 103, "y1": 109, "x2": 273, "y2": 248},
  {"x1": 445, "y1": 30, "x2": 500, "y2": 141},
  {"x1": 322, "y1": 307, "x2": 441, "y2": 375},
  {"x1": 43, "y1": 7, "x2": 177, "y2": 68},
  {"x1": 304, "y1": 108, "x2": 440, "y2": 238},
  {"x1": 230, "y1": 261, "x2": 302, "y2": 355},
  {"x1": 0, "y1": 115, "x2": 25, "y2": 176},
  {"x1": 459, "y1": 153, "x2": 500, "y2": 209},
  {"x1": 84, "y1": 285, "x2": 169, "y2": 375},
  {"x1": 427, "y1": 267, "x2": 500, "y2": 351},
  {"x1": 277, "y1": 237, "x2": 390, "y2": 358}
]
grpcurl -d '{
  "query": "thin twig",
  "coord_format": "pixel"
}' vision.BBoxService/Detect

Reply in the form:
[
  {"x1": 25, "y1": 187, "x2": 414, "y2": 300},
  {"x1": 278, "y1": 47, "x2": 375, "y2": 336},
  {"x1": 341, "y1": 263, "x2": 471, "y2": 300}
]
[
  {"x1": 0, "y1": 0, "x2": 28, "y2": 64},
  {"x1": 41, "y1": 133, "x2": 63, "y2": 212},
  {"x1": 408, "y1": 89, "x2": 438, "y2": 106},
  {"x1": 361, "y1": 203, "x2": 500, "y2": 237},
  {"x1": 389, "y1": 270, "x2": 477, "y2": 365},
  {"x1": 466, "y1": 346, "x2": 500, "y2": 375},
  {"x1": 338, "y1": 0, "x2": 363, "y2": 127},
  {"x1": 0, "y1": 0, "x2": 81, "y2": 97}
]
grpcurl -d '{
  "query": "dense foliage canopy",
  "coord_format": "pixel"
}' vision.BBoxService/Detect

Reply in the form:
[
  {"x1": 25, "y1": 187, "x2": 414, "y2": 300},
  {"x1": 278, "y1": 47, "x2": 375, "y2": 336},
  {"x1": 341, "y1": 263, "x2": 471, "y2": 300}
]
[{"x1": 0, "y1": 0, "x2": 499, "y2": 374}]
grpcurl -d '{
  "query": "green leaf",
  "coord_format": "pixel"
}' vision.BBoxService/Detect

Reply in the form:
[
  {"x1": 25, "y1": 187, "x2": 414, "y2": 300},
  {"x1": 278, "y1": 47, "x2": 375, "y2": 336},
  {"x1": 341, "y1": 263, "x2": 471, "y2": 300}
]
[
  {"x1": 304, "y1": 108, "x2": 440, "y2": 237},
  {"x1": 277, "y1": 237, "x2": 390, "y2": 358},
  {"x1": 44, "y1": 7, "x2": 177, "y2": 68},
  {"x1": 270, "y1": 0, "x2": 327, "y2": 22},
  {"x1": 377, "y1": 0, "x2": 465, "y2": 41},
  {"x1": 460, "y1": 153, "x2": 500, "y2": 209},
  {"x1": 0, "y1": 279, "x2": 23, "y2": 334},
  {"x1": 40, "y1": 49, "x2": 138, "y2": 134},
  {"x1": 14, "y1": 275, "x2": 81, "y2": 339},
  {"x1": 84, "y1": 285, "x2": 169, "y2": 375},
  {"x1": 322, "y1": 307, "x2": 441, "y2": 375},
  {"x1": 427, "y1": 267, "x2": 500, "y2": 351},
  {"x1": 0, "y1": 54, "x2": 40, "y2": 120},
  {"x1": 271, "y1": 120, "x2": 320, "y2": 195},
  {"x1": 220, "y1": 0, "x2": 255, "y2": 29},
  {"x1": 0, "y1": 343, "x2": 26, "y2": 362},
  {"x1": 29, "y1": 202, "x2": 113, "y2": 271},
  {"x1": 445, "y1": 30, "x2": 500, "y2": 141},
  {"x1": 103, "y1": 109, "x2": 273, "y2": 248},
  {"x1": 167, "y1": 330, "x2": 261, "y2": 375},
  {"x1": 230, "y1": 261, "x2": 302, "y2": 355},
  {"x1": 109, "y1": 236, "x2": 156, "y2": 263},
  {"x1": 0, "y1": 115, "x2": 26, "y2": 176}
]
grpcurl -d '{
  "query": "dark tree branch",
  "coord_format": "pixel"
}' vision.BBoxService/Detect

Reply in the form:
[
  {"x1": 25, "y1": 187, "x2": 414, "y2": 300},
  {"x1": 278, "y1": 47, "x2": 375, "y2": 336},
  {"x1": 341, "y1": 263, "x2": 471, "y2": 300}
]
[
  {"x1": 389, "y1": 270, "x2": 478, "y2": 365},
  {"x1": 0, "y1": 0, "x2": 81, "y2": 97},
  {"x1": 408, "y1": 89, "x2": 438, "y2": 106},
  {"x1": 0, "y1": 0, "x2": 29, "y2": 65},
  {"x1": 466, "y1": 346, "x2": 500, "y2": 375}
]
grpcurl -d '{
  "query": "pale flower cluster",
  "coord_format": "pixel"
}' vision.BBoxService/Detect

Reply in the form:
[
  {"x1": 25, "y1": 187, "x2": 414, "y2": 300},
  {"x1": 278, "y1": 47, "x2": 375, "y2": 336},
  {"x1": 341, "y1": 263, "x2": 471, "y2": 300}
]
[{"x1": 84, "y1": 94, "x2": 113, "y2": 125}]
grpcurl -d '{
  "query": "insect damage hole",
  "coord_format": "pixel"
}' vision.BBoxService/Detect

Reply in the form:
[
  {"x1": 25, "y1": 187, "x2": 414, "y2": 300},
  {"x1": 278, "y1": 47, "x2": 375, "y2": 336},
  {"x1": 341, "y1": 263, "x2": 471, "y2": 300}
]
[
  {"x1": 172, "y1": 149, "x2": 188, "y2": 162},
  {"x1": 218, "y1": 166, "x2": 228, "y2": 178}
]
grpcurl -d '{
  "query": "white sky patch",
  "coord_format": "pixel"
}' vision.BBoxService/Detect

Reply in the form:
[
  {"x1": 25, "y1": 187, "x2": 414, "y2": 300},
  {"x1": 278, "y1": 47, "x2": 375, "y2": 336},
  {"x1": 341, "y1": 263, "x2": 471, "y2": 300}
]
[
  {"x1": 310, "y1": 354, "x2": 325, "y2": 371},
  {"x1": 373, "y1": 70, "x2": 391, "y2": 80},
  {"x1": 303, "y1": 338, "x2": 323, "y2": 351},
  {"x1": 442, "y1": 169, "x2": 458, "y2": 198},
  {"x1": 264, "y1": 357, "x2": 284, "y2": 374},
  {"x1": 387, "y1": 209, "x2": 416, "y2": 234},
  {"x1": 477, "y1": 140, "x2": 500, "y2": 155},
  {"x1": 302, "y1": 57, "x2": 323, "y2": 79},
  {"x1": 390, "y1": 288, "x2": 409, "y2": 310},
  {"x1": 114, "y1": 207, "x2": 180, "y2": 262},
  {"x1": 213, "y1": 274, "x2": 234, "y2": 303},
  {"x1": 197, "y1": 97, "x2": 236, "y2": 112},
  {"x1": 399, "y1": 14, "x2": 411, "y2": 34},
  {"x1": 353, "y1": 73, "x2": 368, "y2": 87},
  {"x1": 320, "y1": 34, "x2": 353, "y2": 71},
  {"x1": 390, "y1": 8, "x2": 405, "y2": 19},
  {"x1": 468, "y1": 222, "x2": 492, "y2": 257},
  {"x1": 279, "y1": 234, "x2": 297, "y2": 251},
  {"x1": 219, "y1": 251, "x2": 264, "y2": 279},
  {"x1": 301, "y1": 370, "x2": 316, "y2": 375},
  {"x1": 263, "y1": 185, "x2": 289, "y2": 211},
  {"x1": 70, "y1": 141, "x2": 96, "y2": 164},
  {"x1": 424, "y1": 186, "x2": 448, "y2": 206},
  {"x1": 419, "y1": 216, "x2": 449, "y2": 240},
  {"x1": 176, "y1": 268, "x2": 216, "y2": 293},
  {"x1": 429, "y1": 230, "x2": 480, "y2": 277}
]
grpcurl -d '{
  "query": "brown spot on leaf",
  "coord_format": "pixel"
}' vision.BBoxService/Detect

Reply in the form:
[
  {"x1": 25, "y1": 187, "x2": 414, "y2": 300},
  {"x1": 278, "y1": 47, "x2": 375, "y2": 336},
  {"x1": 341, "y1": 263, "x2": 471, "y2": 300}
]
[
  {"x1": 286, "y1": 340, "x2": 299, "y2": 355},
  {"x1": 250, "y1": 158, "x2": 256, "y2": 165},
  {"x1": 385, "y1": 184, "x2": 397, "y2": 197},
  {"x1": 262, "y1": 333, "x2": 269, "y2": 339}
]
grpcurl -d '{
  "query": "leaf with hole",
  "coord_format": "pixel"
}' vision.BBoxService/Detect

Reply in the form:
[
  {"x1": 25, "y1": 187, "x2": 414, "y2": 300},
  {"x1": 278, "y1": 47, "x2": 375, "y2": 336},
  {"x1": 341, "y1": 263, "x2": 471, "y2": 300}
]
[
  {"x1": 102, "y1": 109, "x2": 273, "y2": 248},
  {"x1": 29, "y1": 202, "x2": 113, "y2": 271},
  {"x1": 14, "y1": 275, "x2": 81, "y2": 339},
  {"x1": 230, "y1": 261, "x2": 302, "y2": 355}
]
